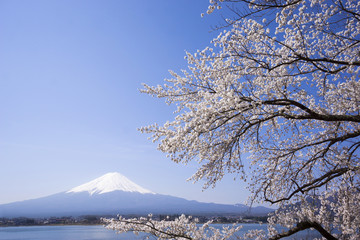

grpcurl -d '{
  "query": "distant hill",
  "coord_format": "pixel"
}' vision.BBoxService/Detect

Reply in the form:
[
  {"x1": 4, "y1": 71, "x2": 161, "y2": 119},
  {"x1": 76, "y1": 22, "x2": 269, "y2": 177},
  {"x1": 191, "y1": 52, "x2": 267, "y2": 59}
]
[{"x1": 0, "y1": 172, "x2": 274, "y2": 217}]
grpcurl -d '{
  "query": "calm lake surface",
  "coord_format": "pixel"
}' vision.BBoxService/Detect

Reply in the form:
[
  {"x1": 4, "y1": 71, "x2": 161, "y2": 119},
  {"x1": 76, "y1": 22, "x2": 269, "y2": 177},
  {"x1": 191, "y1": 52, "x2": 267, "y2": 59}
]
[{"x1": 0, "y1": 224, "x2": 320, "y2": 240}]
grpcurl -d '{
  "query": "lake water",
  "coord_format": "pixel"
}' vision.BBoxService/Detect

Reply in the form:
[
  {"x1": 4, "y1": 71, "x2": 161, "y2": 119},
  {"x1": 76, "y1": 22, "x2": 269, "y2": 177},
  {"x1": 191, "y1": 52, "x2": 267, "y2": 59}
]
[{"x1": 0, "y1": 224, "x2": 320, "y2": 240}]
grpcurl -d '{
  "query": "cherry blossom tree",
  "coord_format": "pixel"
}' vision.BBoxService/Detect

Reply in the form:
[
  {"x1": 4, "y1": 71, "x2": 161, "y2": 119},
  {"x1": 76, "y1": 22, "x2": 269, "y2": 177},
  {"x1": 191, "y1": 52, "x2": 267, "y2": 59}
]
[
  {"x1": 103, "y1": 214, "x2": 243, "y2": 240},
  {"x1": 104, "y1": 0, "x2": 360, "y2": 239}
]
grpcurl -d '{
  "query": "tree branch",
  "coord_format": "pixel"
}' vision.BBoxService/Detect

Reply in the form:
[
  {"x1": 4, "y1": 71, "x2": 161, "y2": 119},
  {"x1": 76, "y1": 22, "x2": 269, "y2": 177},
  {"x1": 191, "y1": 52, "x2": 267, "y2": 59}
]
[
  {"x1": 262, "y1": 99, "x2": 360, "y2": 122},
  {"x1": 265, "y1": 167, "x2": 350, "y2": 204},
  {"x1": 269, "y1": 220, "x2": 338, "y2": 240}
]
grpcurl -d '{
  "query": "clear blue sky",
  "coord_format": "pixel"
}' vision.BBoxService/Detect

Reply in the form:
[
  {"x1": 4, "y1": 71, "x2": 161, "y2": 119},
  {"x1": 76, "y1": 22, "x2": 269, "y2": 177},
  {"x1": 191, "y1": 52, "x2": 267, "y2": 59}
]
[{"x1": 0, "y1": 0, "x2": 251, "y2": 205}]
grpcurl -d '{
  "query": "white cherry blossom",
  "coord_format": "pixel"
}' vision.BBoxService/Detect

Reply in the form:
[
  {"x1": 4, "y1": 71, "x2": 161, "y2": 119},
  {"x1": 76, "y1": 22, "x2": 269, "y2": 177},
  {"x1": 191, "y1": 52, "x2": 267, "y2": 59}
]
[{"x1": 105, "y1": 0, "x2": 360, "y2": 239}]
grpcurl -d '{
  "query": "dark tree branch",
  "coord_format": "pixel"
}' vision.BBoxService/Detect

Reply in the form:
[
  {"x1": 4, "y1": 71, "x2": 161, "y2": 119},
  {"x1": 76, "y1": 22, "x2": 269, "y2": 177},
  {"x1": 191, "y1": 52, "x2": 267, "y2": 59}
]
[
  {"x1": 261, "y1": 99, "x2": 360, "y2": 122},
  {"x1": 116, "y1": 219, "x2": 194, "y2": 240},
  {"x1": 269, "y1": 220, "x2": 338, "y2": 240},
  {"x1": 264, "y1": 167, "x2": 350, "y2": 204},
  {"x1": 294, "y1": 54, "x2": 360, "y2": 66}
]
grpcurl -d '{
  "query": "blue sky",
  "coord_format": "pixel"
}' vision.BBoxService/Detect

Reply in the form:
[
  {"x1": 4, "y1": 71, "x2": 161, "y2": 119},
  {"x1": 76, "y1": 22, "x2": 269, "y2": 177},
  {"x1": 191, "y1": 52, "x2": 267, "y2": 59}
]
[{"x1": 0, "y1": 0, "x2": 251, "y2": 205}]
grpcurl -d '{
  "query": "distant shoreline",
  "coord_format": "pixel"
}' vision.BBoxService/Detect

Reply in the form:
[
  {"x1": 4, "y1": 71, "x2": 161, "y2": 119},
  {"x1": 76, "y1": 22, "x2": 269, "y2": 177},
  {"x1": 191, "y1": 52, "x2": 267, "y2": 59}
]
[
  {"x1": 0, "y1": 223, "x2": 103, "y2": 228},
  {"x1": 0, "y1": 214, "x2": 268, "y2": 227}
]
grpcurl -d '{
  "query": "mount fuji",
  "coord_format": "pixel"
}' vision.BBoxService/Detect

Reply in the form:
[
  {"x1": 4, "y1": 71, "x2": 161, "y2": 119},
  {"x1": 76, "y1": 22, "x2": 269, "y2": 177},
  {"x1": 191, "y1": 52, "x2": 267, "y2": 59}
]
[
  {"x1": 67, "y1": 172, "x2": 154, "y2": 195},
  {"x1": 0, "y1": 172, "x2": 273, "y2": 217}
]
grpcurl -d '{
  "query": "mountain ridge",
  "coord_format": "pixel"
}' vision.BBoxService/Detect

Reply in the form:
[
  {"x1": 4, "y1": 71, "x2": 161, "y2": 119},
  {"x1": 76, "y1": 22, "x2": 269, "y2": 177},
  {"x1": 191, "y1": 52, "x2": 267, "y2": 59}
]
[{"x1": 0, "y1": 172, "x2": 274, "y2": 217}]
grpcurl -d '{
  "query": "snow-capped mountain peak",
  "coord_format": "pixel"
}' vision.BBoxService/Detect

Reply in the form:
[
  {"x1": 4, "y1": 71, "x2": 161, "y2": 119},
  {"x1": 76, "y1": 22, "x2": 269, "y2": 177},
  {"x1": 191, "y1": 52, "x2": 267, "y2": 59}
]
[{"x1": 67, "y1": 172, "x2": 154, "y2": 195}]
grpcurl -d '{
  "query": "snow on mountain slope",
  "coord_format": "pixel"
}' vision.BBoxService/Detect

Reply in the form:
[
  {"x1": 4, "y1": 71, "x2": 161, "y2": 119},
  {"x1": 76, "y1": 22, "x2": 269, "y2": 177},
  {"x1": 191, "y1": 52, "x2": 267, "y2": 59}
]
[{"x1": 67, "y1": 172, "x2": 154, "y2": 195}]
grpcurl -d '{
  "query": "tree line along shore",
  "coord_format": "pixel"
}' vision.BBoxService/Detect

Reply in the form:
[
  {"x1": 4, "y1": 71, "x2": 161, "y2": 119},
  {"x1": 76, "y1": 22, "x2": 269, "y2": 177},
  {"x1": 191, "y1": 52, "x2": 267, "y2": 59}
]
[{"x1": 0, "y1": 214, "x2": 268, "y2": 227}]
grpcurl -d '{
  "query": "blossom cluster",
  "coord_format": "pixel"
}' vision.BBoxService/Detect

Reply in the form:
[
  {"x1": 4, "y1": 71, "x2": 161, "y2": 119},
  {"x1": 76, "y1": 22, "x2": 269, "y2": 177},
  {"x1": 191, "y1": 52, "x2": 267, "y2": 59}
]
[{"x1": 103, "y1": 214, "x2": 243, "y2": 240}]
